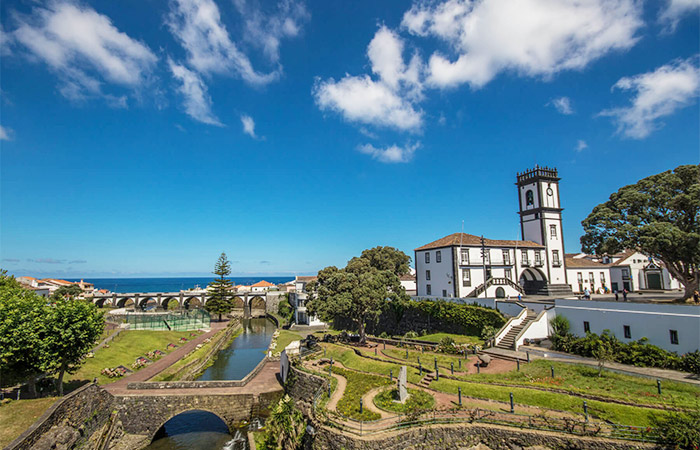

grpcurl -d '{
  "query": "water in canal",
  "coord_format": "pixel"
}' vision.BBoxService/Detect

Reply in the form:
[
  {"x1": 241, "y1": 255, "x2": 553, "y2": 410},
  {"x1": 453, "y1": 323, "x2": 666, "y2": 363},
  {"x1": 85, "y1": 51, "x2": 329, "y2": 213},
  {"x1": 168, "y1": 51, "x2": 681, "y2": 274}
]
[{"x1": 145, "y1": 318, "x2": 276, "y2": 450}]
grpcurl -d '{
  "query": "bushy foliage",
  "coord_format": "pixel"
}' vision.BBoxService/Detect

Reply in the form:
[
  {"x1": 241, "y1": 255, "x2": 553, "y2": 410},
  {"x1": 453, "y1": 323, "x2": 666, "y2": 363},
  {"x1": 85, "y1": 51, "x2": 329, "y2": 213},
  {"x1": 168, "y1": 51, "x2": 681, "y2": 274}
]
[
  {"x1": 481, "y1": 325, "x2": 497, "y2": 341},
  {"x1": 650, "y1": 406, "x2": 700, "y2": 450},
  {"x1": 257, "y1": 395, "x2": 306, "y2": 450},
  {"x1": 413, "y1": 299, "x2": 506, "y2": 336},
  {"x1": 553, "y1": 329, "x2": 700, "y2": 375},
  {"x1": 438, "y1": 336, "x2": 459, "y2": 354},
  {"x1": 404, "y1": 331, "x2": 419, "y2": 339}
]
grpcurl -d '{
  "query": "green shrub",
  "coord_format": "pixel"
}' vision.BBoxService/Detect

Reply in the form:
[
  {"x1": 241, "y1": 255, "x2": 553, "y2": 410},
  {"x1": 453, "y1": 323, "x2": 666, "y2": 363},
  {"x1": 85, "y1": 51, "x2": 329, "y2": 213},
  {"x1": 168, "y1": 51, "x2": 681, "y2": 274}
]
[
  {"x1": 438, "y1": 336, "x2": 458, "y2": 354},
  {"x1": 413, "y1": 300, "x2": 506, "y2": 336},
  {"x1": 680, "y1": 350, "x2": 700, "y2": 375},
  {"x1": 404, "y1": 331, "x2": 419, "y2": 339},
  {"x1": 379, "y1": 331, "x2": 389, "y2": 339},
  {"x1": 481, "y1": 325, "x2": 497, "y2": 340},
  {"x1": 650, "y1": 406, "x2": 700, "y2": 450}
]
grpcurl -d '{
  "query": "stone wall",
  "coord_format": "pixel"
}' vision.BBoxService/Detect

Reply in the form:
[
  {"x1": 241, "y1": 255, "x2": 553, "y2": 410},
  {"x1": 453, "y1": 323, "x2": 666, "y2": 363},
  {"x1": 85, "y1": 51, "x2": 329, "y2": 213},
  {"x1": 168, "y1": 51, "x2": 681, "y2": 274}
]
[
  {"x1": 264, "y1": 291, "x2": 286, "y2": 315},
  {"x1": 6, "y1": 383, "x2": 114, "y2": 450},
  {"x1": 286, "y1": 365, "x2": 327, "y2": 407},
  {"x1": 311, "y1": 422, "x2": 657, "y2": 450}
]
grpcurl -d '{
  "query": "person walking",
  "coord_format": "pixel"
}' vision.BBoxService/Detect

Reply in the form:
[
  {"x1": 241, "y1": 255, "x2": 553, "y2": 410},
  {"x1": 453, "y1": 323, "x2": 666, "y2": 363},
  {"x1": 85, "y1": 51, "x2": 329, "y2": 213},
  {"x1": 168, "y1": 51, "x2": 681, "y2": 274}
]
[
  {"x1": 614, "y1": 290, "x2": 619, "y2": 301},
  {"x1": 583, "y1": 287, "x2": 590, "y2": 300},
  {"x1": 623, "y1": 288, "x2": 628, "y2": 302},
  {"x1": 693, "y1": 290, "x2": 699, "y2": 304}
]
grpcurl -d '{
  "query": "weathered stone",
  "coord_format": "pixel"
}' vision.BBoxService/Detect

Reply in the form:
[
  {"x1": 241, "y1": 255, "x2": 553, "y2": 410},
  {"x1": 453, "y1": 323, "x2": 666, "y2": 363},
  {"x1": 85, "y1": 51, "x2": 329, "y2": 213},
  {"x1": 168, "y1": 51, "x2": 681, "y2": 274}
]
[{"x1": 398, "y1": 366, "x2": 408, "y2": 402}]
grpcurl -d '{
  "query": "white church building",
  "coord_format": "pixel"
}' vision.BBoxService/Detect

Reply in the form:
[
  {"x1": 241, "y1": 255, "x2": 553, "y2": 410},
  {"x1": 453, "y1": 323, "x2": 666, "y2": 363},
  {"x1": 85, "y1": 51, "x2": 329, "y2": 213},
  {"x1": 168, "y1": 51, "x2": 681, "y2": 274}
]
[{"x1": 415, "y1": 166, "x2": 573, "y2": 299}]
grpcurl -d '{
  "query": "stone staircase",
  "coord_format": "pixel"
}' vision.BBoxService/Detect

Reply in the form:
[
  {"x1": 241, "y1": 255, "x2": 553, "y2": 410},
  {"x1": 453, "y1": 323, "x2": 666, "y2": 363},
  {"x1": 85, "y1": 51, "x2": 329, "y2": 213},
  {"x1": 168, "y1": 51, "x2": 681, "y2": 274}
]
[
  {"x1": 419, "y1": 372, "x2": 435, "y2": 388},
  {"x1": 525, "y1": 282, "x2": 574, "y2": 297},
  {"x1": 495, "y1": 309, "x2": 538, "y2": 350}
]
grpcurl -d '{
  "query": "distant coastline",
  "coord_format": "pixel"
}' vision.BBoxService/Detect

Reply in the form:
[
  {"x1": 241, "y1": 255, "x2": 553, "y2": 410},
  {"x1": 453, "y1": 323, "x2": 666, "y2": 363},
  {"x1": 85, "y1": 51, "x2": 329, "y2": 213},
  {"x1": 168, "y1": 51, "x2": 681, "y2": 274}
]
[{"x1": 65, "y1": 276, "x2": 295, "y2": 293}]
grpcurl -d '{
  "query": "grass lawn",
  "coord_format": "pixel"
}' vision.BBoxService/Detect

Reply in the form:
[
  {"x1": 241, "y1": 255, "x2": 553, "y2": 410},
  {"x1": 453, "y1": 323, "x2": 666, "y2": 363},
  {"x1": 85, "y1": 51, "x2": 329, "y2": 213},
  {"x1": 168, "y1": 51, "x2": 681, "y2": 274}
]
[
  {"x1": 0, "y1": 397, "x2": 58, "y2": 448},
  {"x1": 374, "y1": 388, "x2": 435, "y2": 414},
  {"x1": 430, "y1": 377, "x2": 662, "y2": 426},
  {"x1": 66, "y1": 330, "x2": 200, "y2": 387},
  {"x1": 460, "y1": 360, "x2": 700, "y2": 410},
  {"x1": 322, "y1": 344, "x2": 424, "y2": 385},
  {"x1": 271, "y1": 330, "x2": 302, "y2": 356},
  {"x1": 418, "y1": 332, "x2": 483, "y2": 346},
  {"x1": 330, "y1": 366, "x2": 391, "y2": 421},
  {"x1": 381, "y1": 347, "x2": 473, "y2": 372}
]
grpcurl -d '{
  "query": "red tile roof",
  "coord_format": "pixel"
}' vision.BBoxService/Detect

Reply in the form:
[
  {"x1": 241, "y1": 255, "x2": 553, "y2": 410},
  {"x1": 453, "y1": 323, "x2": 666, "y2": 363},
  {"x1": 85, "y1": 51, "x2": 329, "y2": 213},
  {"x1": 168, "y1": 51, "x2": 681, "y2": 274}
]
[
  {"x1": 251, "y1": 280, "x2": 275, "y2": 287},
  {"x1": 415, "y1": 233, "x2": 544, "y2": 251},
  {"x1": 564, "y1": 255, "x2": 609, "y2": 268}
]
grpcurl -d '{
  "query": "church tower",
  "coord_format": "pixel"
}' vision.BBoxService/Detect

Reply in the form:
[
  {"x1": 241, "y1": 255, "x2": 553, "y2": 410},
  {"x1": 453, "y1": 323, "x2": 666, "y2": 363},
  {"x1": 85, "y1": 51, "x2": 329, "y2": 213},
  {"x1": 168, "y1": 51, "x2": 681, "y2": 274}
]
[{"x1": 516, "y1": 166, "x2": 568, "y2": 288}]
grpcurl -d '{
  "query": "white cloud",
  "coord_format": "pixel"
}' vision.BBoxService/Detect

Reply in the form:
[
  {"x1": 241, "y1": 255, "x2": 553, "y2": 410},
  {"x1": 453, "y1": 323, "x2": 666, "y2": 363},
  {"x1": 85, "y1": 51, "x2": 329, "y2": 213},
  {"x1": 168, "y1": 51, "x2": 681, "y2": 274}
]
[
  {"x1": 168, "y1": 59, "x2": 222, "y2": 126},
  {"x1": 0, "y1": 125, "x2": 13, "y2": 140},
  {"x1": 659, "y1": 0, "x2": 700, "y2": 32},
  {"x1": 576, "y1": 140, "x2": 588, "y2": 151},
  {"x1": 358, "y1": 142, "x2": 419, "y2": 163},
  {"x1": 550, "y1": 96, "x2": 574, "y2": 115},
  {"x1": 314, "y1": 26, "x2": 424, "y2": 131},
  {"x1": 232, "y1": 0, "x2": 309, "y2": 63},
  {"x1": 402, "y1": 0, "x2": 643, "y2": 89},
  {"x1": 12, "y1": 1, "x2": 157, "y2": 102},
  {"x1": 600, "y1": 57, "x2": 700, "y2": 139},
  {"x1": 241, "y1": 114, "x2": 258, "y2": 138},
  {"x1": 166, "y1": 0, "x2": 278, "y2": 85}
]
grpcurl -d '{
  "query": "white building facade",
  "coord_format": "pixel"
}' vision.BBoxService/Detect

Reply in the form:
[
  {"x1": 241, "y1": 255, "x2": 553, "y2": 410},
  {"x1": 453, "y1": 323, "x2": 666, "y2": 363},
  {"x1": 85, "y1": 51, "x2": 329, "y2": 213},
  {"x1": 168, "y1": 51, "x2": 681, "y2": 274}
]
[
  {"x1": 415, "y1": 166, "x2": 574, "y2": 299},
  {"x1": 289, "y1": 276, "x2": 324, "y2": 326}
]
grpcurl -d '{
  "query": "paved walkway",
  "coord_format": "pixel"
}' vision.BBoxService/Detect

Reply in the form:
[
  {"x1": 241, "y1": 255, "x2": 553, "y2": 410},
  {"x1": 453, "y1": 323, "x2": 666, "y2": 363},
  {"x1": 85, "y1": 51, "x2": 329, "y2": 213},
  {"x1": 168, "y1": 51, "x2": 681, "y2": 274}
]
[{"x1": 484, "y1": 347, "x2": 700, "y2": 385}]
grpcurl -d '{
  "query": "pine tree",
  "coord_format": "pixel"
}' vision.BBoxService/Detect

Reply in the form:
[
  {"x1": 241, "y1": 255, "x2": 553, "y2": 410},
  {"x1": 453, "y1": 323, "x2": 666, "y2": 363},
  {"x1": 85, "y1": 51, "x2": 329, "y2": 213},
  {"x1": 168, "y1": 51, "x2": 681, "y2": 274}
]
[{"x1": 206, "y1": 252, "x2": 234, "y2": 321}]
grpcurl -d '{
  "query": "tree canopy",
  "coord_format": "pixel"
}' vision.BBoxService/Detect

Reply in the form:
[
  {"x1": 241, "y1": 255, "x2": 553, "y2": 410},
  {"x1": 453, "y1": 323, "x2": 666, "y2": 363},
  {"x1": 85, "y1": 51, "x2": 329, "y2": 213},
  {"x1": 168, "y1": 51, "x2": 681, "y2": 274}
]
[
  {"x1": 581, "y1": 164, "x2": 700, "y2": 299},
  {"x1": 51, "y1": 284, "x2": 83, "y2": 300},
  {"x1": 0, "y1": 270, "x2": 104, "y2": 396},
  {"x1": 206, "y1": 252, "x2": 234, "y2": 321},
  {"x1": 306, "y1": 247, "x2": 410, "y2": 342}
]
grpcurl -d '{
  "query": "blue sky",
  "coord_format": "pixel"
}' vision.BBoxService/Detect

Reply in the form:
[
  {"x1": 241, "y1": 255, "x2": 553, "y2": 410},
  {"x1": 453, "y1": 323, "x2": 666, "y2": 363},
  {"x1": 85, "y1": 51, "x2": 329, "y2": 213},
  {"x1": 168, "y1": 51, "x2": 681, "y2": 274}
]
[{"x1": 1, "y1": 0, "x2": 699, "y2": 278}]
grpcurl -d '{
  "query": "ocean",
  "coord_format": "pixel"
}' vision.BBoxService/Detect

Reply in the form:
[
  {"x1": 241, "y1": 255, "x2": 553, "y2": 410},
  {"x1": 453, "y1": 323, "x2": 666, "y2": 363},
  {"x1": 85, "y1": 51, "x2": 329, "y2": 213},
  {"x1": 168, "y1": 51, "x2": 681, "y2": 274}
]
[{"x1": 66, "y1": 277, "x2": 295, "y2": 293}]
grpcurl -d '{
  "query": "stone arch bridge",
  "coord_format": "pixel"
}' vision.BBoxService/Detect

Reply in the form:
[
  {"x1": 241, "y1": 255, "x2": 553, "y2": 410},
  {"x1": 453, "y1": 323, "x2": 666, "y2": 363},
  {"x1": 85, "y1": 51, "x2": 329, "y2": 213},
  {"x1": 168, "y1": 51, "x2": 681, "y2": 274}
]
[{"x1": 91, "y1": 291, "x2": 270, "y2": 317}]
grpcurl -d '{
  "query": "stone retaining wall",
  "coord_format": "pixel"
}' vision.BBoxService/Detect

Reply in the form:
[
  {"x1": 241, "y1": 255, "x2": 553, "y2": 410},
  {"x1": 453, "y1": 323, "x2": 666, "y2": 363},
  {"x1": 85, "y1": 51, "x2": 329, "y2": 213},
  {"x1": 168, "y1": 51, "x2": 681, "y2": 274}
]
[
  {"x1": 5, "y1": 383, "x2": 114, "y2": 450},
  {"x1": 311, "y1": 422, "x2": 657, "y2": 450},
  {"x1": 286, "y1": 365, "x2": 327, "y2": 406}
]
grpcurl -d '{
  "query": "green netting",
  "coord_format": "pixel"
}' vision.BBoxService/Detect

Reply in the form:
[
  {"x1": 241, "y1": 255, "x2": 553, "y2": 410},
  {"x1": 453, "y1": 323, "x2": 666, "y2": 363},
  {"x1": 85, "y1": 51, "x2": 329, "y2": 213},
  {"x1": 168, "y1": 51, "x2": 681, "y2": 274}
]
[{"x1": 126, "y1": 309, "x2": 210, "y2": 331}]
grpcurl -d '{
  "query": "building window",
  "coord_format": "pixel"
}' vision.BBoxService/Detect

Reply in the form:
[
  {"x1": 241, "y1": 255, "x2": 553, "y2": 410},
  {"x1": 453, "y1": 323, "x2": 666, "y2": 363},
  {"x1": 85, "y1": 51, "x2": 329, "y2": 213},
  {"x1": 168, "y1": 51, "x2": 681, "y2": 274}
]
[
  {"x1": 426, "y1": 284, "x2": 431, "y2": 296},
  {"x1": 436, "y1": 250, "x2": 442, "y2": 263},
  {"x1": 482, "y1": 249, "x2": 490, "y2": 264},
  {"x1": 425, "y1": 270, "x2": 431, "y2": 281},
  {"x1": 461, "y1": 249, "x2": 469, "y2": 265},
  {"x1": 462, "y1": 269, "x2": 471, "y2": 287},
  {"x1": 622, "y1": 268, "x2": 630, "y2": 279},
  {"x1": 463, "y1": 269, "x2": 472, "y2": 286},
  {"x1": 600, "y1": 272, "x2": 606, "y2": 289},
  {"x1": 442, "y1": 289, "x2": 447, "y2": 297},
  {"x1": 521, "y1": 250, "x2": 529, "y2": 265},
  {"x1": 670, "y1": 330, "x2": 679, "y2": 345},
  {"x1": 425, "y1": 252, "x2": 430, "y2": 264},
  {"x1": 577, "y1": 272, "x2": 584, "y2": 292},
  {"x1": 502, "y1": 250, "x2": 511, "y2": 265},
  {"x1": 589, "y1": 272, "x2": 595, "y2": 290},
  {"x1": 550, "y1": 225, "x2": 557, "y2": 239},
  {"x1": 583, "y1": 321, "x2": 590, "y2": 333},
  {"x1": 624, "y1": 325, "x2": 631, "y2": 339},
  {"x1": 552, "y1": 250, "x2": 560, "y2": 266},
  {"x1": 534, "y1": 251, "x2": 542, "y2": 265},
  {"x1": 526, "y1": 190, "x2": 534, "y2": 206},
  {"x1": 504, "y1": 268, "x2": 512, "y2": 280}
]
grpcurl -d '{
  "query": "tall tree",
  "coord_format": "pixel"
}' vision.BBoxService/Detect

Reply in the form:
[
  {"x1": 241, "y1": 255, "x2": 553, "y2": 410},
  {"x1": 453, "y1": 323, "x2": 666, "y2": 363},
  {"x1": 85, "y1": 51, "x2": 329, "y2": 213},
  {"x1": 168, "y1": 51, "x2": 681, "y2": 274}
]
[
  {"x1": 307, "y1": 248, "x2": 410, "y2": 343},
  {"x1": 356, "y1": 246, "x2": 411, "y2": 277},
  {"x1": 42, "y1": 298, "x2": 104, "y2": 396},
  {"x1": 581, "y1": 164, "x2": 700, "y2": 300},
  {"x1": 0, "y1": 276, "x2": 46, "y2": 396},
  {"x1": 206, "y1": 252, "x2": 234, "y2": 321},
  {"x1": 51, "y1": 284, "x2": 83, "y2": 300}
]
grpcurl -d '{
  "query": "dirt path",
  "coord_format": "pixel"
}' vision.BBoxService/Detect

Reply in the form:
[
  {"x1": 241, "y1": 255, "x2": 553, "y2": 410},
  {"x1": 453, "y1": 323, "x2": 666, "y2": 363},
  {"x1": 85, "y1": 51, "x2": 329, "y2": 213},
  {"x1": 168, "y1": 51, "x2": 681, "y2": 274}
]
[
  {"x1": 361, "y1": 387, "x2": 392, "y2": 419},
  {"x1": 325, "y1": 373, "x2": 347, "y2": 412}
]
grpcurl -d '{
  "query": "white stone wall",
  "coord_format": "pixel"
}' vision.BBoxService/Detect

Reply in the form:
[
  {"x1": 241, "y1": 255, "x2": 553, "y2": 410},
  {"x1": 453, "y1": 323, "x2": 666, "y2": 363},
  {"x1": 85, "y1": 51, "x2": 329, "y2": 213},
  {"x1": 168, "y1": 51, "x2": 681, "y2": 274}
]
[
  {"x1": 554, "y1": 299, "x2": 700, "y2": 354},
  {"x1": 415, "y1": 248, "x2": 456, "y2": 297}
]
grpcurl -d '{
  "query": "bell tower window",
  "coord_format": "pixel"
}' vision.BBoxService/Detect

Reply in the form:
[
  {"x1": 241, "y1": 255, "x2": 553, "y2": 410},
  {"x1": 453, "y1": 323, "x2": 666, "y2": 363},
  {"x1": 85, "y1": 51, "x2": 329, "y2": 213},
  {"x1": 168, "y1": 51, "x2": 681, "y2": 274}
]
[{"x1": 526, "y1": 190, "x2": 534, "y2": 206}]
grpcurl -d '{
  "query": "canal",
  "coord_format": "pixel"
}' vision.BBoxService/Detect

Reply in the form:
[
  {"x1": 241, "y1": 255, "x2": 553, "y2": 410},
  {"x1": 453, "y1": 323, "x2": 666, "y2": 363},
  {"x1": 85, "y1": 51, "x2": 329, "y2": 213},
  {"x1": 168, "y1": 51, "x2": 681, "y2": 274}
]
[{"x1": 145, "y1": 318, "x2": 277, "y2": 450}]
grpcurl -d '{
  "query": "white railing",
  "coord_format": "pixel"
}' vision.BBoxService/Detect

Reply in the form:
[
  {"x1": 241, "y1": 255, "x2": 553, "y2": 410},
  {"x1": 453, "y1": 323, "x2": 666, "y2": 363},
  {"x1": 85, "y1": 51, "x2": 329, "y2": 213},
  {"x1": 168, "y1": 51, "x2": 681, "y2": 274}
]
[{"x1": 493, "y1": 308, "x2": 527, "y2": 347}]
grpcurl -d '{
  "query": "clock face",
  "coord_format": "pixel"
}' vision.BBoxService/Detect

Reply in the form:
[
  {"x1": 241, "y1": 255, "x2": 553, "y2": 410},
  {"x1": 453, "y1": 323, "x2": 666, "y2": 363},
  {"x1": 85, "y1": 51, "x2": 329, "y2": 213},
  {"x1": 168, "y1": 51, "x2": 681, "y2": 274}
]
[{"x1": 546, "y1": 188, "x2": 553, "y2": 196}]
